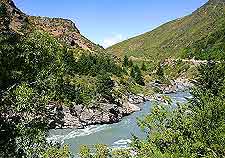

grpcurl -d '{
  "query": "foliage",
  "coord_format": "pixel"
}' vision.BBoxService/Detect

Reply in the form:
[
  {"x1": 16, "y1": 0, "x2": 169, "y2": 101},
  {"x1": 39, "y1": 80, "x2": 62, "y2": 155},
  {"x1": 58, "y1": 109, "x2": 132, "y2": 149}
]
[
  {"x1": 123, "y1": 55, "x2": 129, "y2": 67},
  {"x1": 107, "y1": 1, "x2": 225, "y2": 61},
  {"x1": 130, "y1": 65, "x2": 145, "y2": 86},
  {"x1": 79, "y1": 145, "x2": 92, "y2": 158},
  {"x1": 141, "y1": 62, "x2": 147, "y2": 71},
  {"x1": 156, "y1": 63, "x2": 164, "y2": 78},
  {"x1": 0, "y1": 2, "x2": 7, "y2": 16},
  {"x1": 96, "y1": 73, "x2": 115, "y2": 102},
  {"x1": 0, "y1": 83, "x2": 49, "y2": 157},
  {"x1": 79, "y1": 144, "x2": 109, "y2": 158},
  {"x1": 76, "y1": 53, "x2": 122, "y2": 77},
  {"x1": 182, "y1": 20, "x2": 225, "y2": 60},
  {"x1": 0, "y1": 2, "x2": 10, "y2": 31},
  {"x1": 128, "y1": 59, "x2": 134, "y2": 67},
  {"x1": 42, "y1": 145, "x2": 70, "y2": 158},
  {"x1": 163, "y1": 59, "x2": 191, "y2": 80},
  {"x1": 195, "y1": 61, "x2": 225, "y2": 95},
  {"x1": 0, "y1": 30, "x2": 125, "y2": 157},
  {"x1": 131, "y1": 61, "x2": 225, "y2": 158},
  {"x1": 112, "y1": 149, "x2": 131, "y2": 158}
]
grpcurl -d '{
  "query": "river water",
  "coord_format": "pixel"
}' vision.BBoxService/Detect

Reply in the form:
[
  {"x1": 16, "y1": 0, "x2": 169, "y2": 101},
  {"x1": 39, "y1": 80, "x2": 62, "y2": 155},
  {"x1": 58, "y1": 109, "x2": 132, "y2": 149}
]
[{"x1": 47, "y1": 91, "x2": 191, "y2": 157}]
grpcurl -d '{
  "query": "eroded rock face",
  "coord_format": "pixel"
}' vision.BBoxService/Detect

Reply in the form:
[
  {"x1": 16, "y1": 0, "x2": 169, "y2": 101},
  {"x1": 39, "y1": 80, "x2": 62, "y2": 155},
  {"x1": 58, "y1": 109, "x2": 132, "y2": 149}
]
[
  {"x1": 0, "y1": 0, "x2": 104, "y2": 52},
  {"x1": 0, "y1": 0, "x2": 27, "y2": 32},
  {"x1": 46, "y1": 98, "x2": 144, "y2": 129}
]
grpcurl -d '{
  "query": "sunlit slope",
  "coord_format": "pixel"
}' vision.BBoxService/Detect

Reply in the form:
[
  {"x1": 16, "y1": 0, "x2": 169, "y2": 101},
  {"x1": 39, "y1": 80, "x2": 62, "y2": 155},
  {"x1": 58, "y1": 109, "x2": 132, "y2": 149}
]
[{"x1": 107, "y1": 0, "x2": 225, "y2": 60}]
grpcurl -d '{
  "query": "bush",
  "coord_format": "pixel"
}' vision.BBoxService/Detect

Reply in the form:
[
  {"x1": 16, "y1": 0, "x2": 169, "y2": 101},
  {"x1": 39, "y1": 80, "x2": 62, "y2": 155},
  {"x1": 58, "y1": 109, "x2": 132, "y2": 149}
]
[
  {"x1": 0, "y1": 83, "x2": 48, "y2": 157},
  {"x1": 130, "y1": 65, "x2": 145, "y2": 86},
  {"x1": 123, "y1": 55, "x2": 129, "y2": 67},
  {"x1": 0, "y1": 30, "x2": 125, "y2": 157},
  {"x1": 130, "y1": 62, "x2": 225, "y2": 158},
  {"x1": 96, "y1": 73, "x2": 114, "y2": 102}
]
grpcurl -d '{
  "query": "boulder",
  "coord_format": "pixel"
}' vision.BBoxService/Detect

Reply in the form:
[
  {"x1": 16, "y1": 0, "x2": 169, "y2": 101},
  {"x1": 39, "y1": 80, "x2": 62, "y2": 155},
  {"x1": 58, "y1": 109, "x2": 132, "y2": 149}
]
[{"x1": 122, "y1": 102, "x2": 141, "y2": 115}]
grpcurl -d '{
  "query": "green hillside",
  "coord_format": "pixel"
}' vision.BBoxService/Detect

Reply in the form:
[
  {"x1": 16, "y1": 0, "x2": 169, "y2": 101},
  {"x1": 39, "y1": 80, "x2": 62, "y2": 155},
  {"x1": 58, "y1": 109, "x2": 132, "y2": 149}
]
[
  {"x1": 107, "y1": 0, "x2": 225, "y2": 60},
  {"x1": 183, "y1": 19, "x2": 225, "y2": 60}
]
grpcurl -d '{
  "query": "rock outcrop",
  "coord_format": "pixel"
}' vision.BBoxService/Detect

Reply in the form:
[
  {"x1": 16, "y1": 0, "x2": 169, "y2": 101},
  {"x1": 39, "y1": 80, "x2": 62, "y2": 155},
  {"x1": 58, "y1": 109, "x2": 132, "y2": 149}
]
[
  {"x1": 46, "y1": 97, "x2": 143, "y2": 129},
  {"x1": 0, "y1": 0, "x2": 103, "y2": 52},
  {"x1": 149, "y1": 78, "x2": 193, "y2": 94}
]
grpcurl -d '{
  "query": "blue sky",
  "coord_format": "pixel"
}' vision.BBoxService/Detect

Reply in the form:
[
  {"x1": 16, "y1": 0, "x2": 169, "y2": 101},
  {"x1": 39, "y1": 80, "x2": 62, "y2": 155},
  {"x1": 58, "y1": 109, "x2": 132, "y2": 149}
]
[{"x1": 14, "y1": 0, "x2": 208, "y2": 48}]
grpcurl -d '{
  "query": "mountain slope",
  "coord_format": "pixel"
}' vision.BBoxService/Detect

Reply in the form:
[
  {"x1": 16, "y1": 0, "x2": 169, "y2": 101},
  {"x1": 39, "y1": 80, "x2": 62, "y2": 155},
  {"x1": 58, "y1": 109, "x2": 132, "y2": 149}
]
[
  {"x1": 107, "y1": 0, "x2": 225, "y2": 60},
  {"x1": 0, "y1": 0, "x2": 103, "y2": 52}
]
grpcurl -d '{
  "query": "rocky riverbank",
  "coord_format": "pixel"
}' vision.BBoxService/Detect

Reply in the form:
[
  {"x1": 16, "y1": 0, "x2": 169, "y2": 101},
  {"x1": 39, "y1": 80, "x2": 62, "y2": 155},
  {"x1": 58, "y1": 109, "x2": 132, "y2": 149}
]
[
  {"x1": 47, "y1": 79, "x2": 192, "y2": 130},
  {"x1": 47, "y1": 94, "x2": 146, "y2": 129},
  {"x1": 150, "y1": 78, "x2": 193, "y2": 94}
]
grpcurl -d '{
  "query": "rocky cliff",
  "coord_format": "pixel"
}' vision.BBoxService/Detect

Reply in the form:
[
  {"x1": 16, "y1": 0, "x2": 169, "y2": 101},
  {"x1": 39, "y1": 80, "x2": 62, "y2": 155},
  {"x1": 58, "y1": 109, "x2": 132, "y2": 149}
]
[{"x1": 0, "y1": 0, "x2": 103, "y2": 52}]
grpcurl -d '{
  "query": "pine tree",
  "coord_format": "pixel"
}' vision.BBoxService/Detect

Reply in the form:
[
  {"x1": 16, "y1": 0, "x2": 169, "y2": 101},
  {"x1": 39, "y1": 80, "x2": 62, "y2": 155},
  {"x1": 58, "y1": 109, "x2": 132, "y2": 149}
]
[
  {"x1": 130, "y1": 65, "x2": 145, "y2": 86},
  {"x1": 128, "y1": 59, "x2": 133, "y2": 67},
  {"x1": 141, "y1": 62, "x2": 147, "y2": 71},
  {"x1": 123, "y1": 55, "x2": 129, "y2": 67},
  {"x1": 156, "y1": 63, "x2": 164, "y2": 78}
]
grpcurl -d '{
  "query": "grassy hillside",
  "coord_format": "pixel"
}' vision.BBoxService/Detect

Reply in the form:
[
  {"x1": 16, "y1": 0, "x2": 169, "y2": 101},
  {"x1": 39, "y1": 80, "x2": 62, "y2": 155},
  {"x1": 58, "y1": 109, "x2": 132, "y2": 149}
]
[
  {"x1": 182, "y1": 19, "x2": 225, "y2": 60},
  {"x1": 107, "y1": 0, "x2": 225, "y2": 60}
]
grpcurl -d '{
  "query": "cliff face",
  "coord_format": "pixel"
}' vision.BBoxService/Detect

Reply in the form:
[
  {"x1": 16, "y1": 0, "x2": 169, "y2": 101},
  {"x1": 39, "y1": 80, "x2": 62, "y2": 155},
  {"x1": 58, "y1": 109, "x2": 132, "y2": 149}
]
[
  {"x1": 0, "y1": 0, "x2": 103, "y2": 52},
  {"x1": 0, "y1": 0, "x2": 27, "y2": 32},
  {"x1": 28, "y1": 16, "x2": 103, "y2": 52}
]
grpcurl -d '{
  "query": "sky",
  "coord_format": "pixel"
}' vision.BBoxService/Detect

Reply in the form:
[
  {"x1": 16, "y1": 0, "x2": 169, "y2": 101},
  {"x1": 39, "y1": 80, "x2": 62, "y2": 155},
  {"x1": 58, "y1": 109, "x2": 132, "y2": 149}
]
[{"x1": 14, "y1": 0, "x2": 208, "y2": 48}]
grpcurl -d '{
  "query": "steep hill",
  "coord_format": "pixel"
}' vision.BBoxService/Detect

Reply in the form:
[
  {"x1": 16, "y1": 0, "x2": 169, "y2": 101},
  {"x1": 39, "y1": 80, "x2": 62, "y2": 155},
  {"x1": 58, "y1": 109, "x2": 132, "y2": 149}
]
[
  {"x1": 107, "y1": 0, "x2": 225, "y2": 60},
  {"x1": 0, "y1": 0, "x2": 103, "y2": 52}
]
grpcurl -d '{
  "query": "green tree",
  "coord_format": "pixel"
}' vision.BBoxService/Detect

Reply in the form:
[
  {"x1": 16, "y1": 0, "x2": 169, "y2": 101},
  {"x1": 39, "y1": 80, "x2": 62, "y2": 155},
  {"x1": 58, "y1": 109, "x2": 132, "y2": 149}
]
[
  {"x1": 141, "y1": 62, "x2": 147, "y2": 71},
  {"x1": 0, "y1": 83, "x2": 49, "y2": 157},
  {"x1": 195, "y1": 61, "x2": 225, "y2": 96},
  {"x1": 79, "y1": 145, "x2": 91, "y2": 158},
  {"x1": 96, "y1": 73, "x2": 114, "y2": 102},
  {"x1": 0, "y1": 2, "x2": 10, "y2": 31},
  {"x1": 123, "y1": 55, "x2": 129, "y2": 67},
  {"x1": 130, "y1": 65, "x2": 145, "y2": 86},
  {"x1": 156, "y1": 63, "x2": 164, "y2": 78},
  {"x1": 130, "y1": 62, "x2": 225, "y2": 158},
  {"x1": 128, "y1": 59, "x2": 133, "y2": 67}
]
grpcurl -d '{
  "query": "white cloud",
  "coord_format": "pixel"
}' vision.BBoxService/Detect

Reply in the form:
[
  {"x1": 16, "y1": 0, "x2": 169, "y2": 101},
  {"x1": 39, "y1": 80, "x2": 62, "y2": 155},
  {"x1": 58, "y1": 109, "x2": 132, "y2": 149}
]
[{"x1": 102, "y1": 34, "x2": 124, "y2": 48}]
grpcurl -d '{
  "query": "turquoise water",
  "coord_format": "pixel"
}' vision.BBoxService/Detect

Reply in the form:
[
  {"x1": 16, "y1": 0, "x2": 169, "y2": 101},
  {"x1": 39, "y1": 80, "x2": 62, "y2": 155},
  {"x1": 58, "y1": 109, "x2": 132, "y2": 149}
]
[{"x1": 48, "y1": 92, "x2": 191, "y2": 156}]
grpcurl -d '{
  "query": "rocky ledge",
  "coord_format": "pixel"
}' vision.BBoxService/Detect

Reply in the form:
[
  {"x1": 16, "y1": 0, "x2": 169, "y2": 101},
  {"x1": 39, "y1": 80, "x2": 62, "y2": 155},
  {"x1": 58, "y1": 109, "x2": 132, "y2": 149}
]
[
  {"x1": 47, "y1": 94, "x2": 145, "y2": 129},
  {"x1": 46, "y1": 79, "x2": 192, "y2": 129},
  {"x1": 150, "y1": 78, "x2": 193, "y2": 94}
]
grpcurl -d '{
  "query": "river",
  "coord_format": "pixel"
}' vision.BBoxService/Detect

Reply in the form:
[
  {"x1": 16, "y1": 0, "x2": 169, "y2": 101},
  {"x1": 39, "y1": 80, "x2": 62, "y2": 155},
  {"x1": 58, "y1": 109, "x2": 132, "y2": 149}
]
[{"x1": 47, "y1": 91, "x2": 191, "y2": 157}]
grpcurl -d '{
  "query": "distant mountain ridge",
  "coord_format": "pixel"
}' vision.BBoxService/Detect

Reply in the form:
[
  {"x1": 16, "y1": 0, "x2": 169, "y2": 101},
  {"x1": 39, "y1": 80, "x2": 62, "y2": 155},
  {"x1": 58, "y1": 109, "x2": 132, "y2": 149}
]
[
  {"x1": 0, "y1": 0, "x2": 103, "y2": 52},
  {"x1": 107, "y1": 0, "x2": 225, "y2": 60}
]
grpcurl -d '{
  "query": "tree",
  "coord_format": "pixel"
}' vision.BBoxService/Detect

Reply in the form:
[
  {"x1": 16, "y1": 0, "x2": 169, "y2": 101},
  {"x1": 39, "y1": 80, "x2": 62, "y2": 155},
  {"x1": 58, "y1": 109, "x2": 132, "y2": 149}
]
[
  {"x1": 130, "y1": 65, "x2": 145, "y2": 86},
  {"x1": 0, "y1": 3, "x2": 10, "y2": 31},
  {"x1": 156, "y1": 63, "x2": 164, "y2": 77},
  {"x1": 195, "y1": 61, "x2": 225, "y2": 96},
  {"x1": 123, "y1": 55, "x2": 129, "y2": 67},
  {"x1": 130, "y1": 62, "x2": 225, "y2": 158},
  {"x1": 141, "y1": 62, "x2": 147, "y2": 71},
  {"x1": 96, "y1": 73, "x2": 114, "y2": 102},
  {"x1": 128, "y1": 59, "x2": 133, "y2": 67}
]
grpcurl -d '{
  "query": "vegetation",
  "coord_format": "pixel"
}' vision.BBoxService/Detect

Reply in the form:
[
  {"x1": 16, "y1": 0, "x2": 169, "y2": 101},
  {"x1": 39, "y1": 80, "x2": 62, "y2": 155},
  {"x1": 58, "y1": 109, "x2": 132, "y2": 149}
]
[
  {"x1": 182, "y1": 20, "x2": 225, "y2": 60},
  {"x1": 107, "y1": 1, "x2": 225, "y2": 61},
  {"x1": 130, "y1": 61, "x2": 225, "y2": 158},
  {"x1": 0, "y1": 30, "x2": 129, "y2": 157},
  {"x1": 123, "y1": 55, "x2": 129, "y2": 67},
  {"x1": 80, "y1": 61, "x2": 225, "y2": 158},
  {"x1": 0, "y1": 28, "x2": 148, "y2": 157},
  {"x1": 130, "y1": 65, "x2": 145, "y2": 86},
  {"x1": 2, "y1": 0, "x2": 225, "y2": 158},
  {"x1": 141, "y1": 62, "x2": 147, "y2": 71}
]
